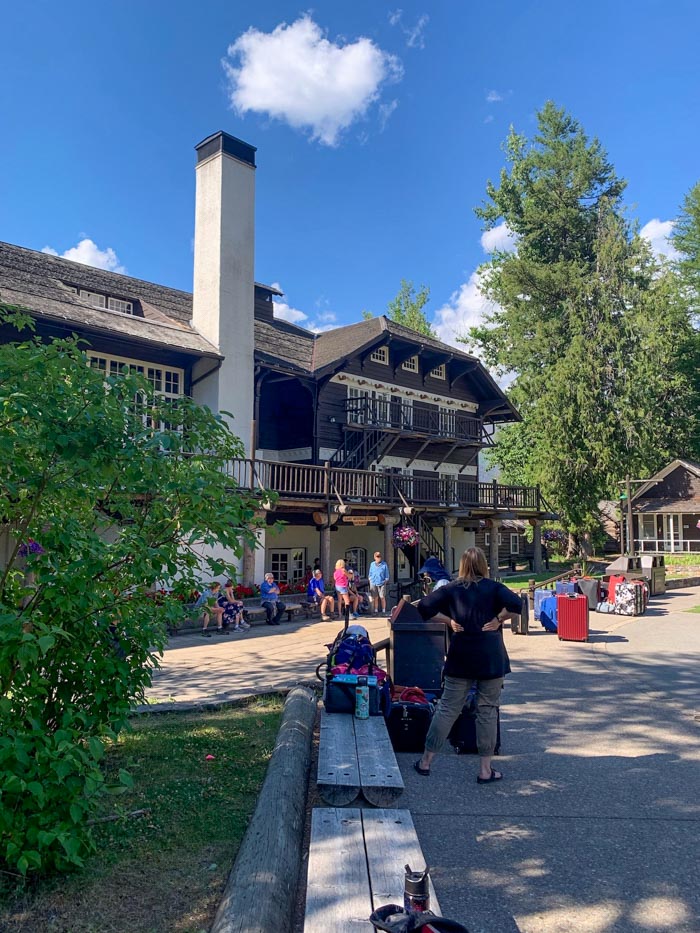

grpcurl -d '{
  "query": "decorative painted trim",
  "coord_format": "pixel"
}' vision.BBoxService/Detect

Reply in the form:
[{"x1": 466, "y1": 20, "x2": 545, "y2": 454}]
[
  {"x1": 256, "y1": 447, "x2": 313, "y2": 462},
  {"x1": 331, "y1": 372, "x2": 478, "y2": 412},
  {"x1": 377, "y1": 455, "x2": 477, "y2": 476}
]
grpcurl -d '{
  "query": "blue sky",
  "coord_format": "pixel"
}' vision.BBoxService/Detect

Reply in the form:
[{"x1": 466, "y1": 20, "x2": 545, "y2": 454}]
[{"x1": 2, "y1": 0, "x2": 699, "y2": 343}]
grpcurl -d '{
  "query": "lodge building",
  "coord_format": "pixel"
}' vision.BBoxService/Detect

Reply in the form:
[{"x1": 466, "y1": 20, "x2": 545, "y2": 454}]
[{"x1": 0, "y1": 131, "x2": 547, "y2": 586}]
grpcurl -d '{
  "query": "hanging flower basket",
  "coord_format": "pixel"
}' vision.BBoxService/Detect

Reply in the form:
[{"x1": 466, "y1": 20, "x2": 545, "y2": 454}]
[
  {"x1": 17, "y1": 538, "x2": 45, "y2": 558},
  {"x1": 393, "y1": 524, "x2": 420, "y2": 548}
]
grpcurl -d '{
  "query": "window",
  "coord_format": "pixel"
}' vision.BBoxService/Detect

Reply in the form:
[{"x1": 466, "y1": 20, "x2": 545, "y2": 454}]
[
  {"x1": 107, "y1": 296, "x2": 133, "y2": 315},
  {"x1": 347, "y1": 386, "x2": 368, "y2": 424},
  {"x1": 345, "y1": 547, "x2": 367, "y2": 577},
  {"x1": 80, "y1": 289, "x2": 106, "y2": 308},
  {"x1": 510, "y1": 534, "x2": 519, "y2": 554},
  {"x1": 402, "y1": 355, "x2": 419, "y2": 372},
  {"x1": 431, "y1": 364, "x2": 446, "y2": 379},
  {"x1": 484, "y1": 532, "x2": 503, "y2": 546},
  {"x1": 370, "y1": 346, "x2": 388, "y2": 364},
  {"x1": 269, "y1": 548, "x2": 306, "y2": 583},
  {"x1": 641, "y1": 516, "x2": 656, "y2": 540},
  {"x1": 87, "y1": 352, "x2": 184, "y2": 432}
]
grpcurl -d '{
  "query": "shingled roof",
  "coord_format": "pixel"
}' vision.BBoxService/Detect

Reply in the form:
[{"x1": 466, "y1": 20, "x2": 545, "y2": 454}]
[{"x1": 0, "y1": 241, "x2": 220, "y2": 357}]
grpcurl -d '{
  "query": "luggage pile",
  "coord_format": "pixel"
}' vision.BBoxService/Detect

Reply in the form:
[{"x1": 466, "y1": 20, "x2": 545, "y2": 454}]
[
  {"x1": 317, "y1": 624, "x2": 392, "y2": 716},
  {"x1": 533, "y1": 572, "x2": 650, "y2": 641}
]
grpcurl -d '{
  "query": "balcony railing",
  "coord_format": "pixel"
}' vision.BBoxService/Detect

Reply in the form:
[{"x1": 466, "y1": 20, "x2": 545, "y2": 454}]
[
  {"x1": 345, "y1": 398, "x2": 481, "y2": 443},
  {"x1": 226, "y1": 458, "x2": 542, "y2": 512}
]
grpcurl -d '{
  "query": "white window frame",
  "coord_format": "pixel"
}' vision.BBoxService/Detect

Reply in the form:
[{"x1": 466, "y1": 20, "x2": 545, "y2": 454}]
[
  {"x1": 370, "y1": 346, "x2": 388, "y2": 364},
  {"x1": 402, "y1": 355, "x2": 419, "y2": 373},
  {"x1": 87, "y1": 352, "x2": 184, "y2": 431},
  {"x1": 345, "y1": 547, "x2": 367, "y2": 577},
  {"x1": 80, "y1": 289, "x2": 106, "y2": 308},
  {"x1": 107, "y1": 296, "x2": 134, "y2": 315},
  {"x1": 431, "y1": 363, "x2": 446, "y2": 379},
  {"x1": 510, "y1": 533, "x2": 519, "y2": 554},
  {"x1": 269, "y1": 548, "x2": 306, "y2": 583},
  {"x1": 484, "y1": 532, "x2": 503, "y2": 546}
]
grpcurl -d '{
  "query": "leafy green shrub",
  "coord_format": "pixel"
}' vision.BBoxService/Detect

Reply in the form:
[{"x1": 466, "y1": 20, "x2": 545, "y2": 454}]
[{"x1": 0, "y1": 308, "x2": 266, "y2": 875}]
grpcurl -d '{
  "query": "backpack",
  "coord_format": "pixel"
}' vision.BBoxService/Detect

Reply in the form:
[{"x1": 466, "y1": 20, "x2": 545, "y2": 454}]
[{"x1": 327, "y1": 626, "x2": 375, "y2": 670}]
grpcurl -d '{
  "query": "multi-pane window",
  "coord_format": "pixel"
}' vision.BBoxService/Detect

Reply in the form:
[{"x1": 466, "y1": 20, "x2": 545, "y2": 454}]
[
  {"x1": 345, "y1": 547, "x2": 367, "y2": 577},
  {"x1": 370, "y1": 346, "x2": 388, "y2": 364},
  {"x1": 510, "y1": 534, "x2": 520, "y2": 554},
  {"x1": 269, "y1": 548, "x2": 306, "y2": 583},
  {"x1": 402, "y1": 355, "x2": 419, "y2": 372},
  {"x1": 80, "y1": 289, "x2": 106, "y2": 308},
  {"x1": 88, "y1": 352, "x2": 184, "y2": 432},
  {"x1": 107, "y1": 296, "x2": 133, "y2": 314},
  {"x1": 431, "y1": 363, "x2": 446, "y2": 379}
]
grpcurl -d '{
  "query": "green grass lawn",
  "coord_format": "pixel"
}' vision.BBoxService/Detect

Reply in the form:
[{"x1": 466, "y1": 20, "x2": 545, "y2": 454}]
[
  {"x1": 685, "y1": 605, "x2": 700, "y2": 613},
  {"x1": 0, "y1": 696, "x2": 284, "y2": 933}
]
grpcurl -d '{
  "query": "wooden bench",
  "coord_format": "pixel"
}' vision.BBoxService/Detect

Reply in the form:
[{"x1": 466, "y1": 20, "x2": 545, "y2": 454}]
[
  {"x1": 304, "y1": 808, "x2": 440, "y2": 933},
  {"x1": 317, "y1": 709, "x2": 404, "y2": 807}
]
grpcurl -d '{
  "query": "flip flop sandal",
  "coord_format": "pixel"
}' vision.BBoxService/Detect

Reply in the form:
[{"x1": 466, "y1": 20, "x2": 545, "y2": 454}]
[
  {"x1": 476, "y1": 768, "x2": 503, "y2": 784},
  {"x1": 414, "y1": 760, "x2": 430, "y2": 777}
]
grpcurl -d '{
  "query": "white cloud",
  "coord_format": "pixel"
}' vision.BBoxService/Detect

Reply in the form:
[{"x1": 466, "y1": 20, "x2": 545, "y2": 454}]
[
  {"x1": 223, "y1": 15, "x2": 402, "y2": 146},
  {"x1": 432, "y1": 270, "x2": 497, "y2": 350},
  {"x1": 480, "y1": 222, "x2": 517, "y2": 253},
  {"x1": 273, "y1": 298, "x2": 308, "y2": 325},
  {"x1": 42, "y1": 238, "x2": 126, "y2": 274},
  {"x1": 640, "y1": 218, "x2": 680, "y2": 261},
  {"x1": 378, "y1": 98, "x2": 399, "y2": 131},
  {"x1": 388, "y1": 10, "x2": 429, "y2": 48},
  {"x1": 486, "y1": 89, "x2": 503, "y2": 102},
  {"x1": 483, "y1": 114, "x2": 494, "y2": 124}
]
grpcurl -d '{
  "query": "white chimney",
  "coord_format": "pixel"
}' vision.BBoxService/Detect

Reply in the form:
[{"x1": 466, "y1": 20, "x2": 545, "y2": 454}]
[{"x1": 191, "y1": 132, "x2": 256, "y2": 454}]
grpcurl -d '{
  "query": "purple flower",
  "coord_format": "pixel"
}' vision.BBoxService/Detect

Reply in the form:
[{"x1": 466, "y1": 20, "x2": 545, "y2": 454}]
[{"x1": 18, "y1": 538, "x2": 45, "y2": 558}]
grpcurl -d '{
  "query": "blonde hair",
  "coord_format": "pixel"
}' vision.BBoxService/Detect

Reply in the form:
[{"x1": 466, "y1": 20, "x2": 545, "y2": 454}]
[
  {"x1": 458, "y1": 547, "x2": 489, "y2": 582},
  {"x1": 335, "y1": 559, "x2": 346, "y2": 570}
]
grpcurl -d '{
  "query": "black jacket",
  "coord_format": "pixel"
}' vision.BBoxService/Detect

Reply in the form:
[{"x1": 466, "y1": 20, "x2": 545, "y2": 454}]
[{"x1": 418, "y1": 577, "x2": 521, "y2": 680}]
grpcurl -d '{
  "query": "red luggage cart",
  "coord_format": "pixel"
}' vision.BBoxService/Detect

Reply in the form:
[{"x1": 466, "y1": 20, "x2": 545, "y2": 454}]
[{"x1": 556, "y1": 593, "x2": 589, "y2": 642}]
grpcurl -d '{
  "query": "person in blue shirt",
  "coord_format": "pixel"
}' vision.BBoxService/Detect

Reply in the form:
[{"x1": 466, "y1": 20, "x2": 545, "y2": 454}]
[
  {"x1": 307, "y1": 569, "x2": 335, "y2": 621},
  {"x1": 260, "y1": 572, "x2": 285, "y2": 626},
  {"x1": 368, "y1": 551, "x2": 390, "y2": 614}
]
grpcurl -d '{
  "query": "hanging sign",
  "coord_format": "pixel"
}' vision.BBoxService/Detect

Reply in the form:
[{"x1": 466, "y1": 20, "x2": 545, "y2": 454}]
[{"x1": 342, "y1": 515, "x2": 379, "y2": 525}]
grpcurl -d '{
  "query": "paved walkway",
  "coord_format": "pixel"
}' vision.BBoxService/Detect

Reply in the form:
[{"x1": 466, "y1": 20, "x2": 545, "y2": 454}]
[
  {"x1": 147, "y1": 587, "x2": 700, "y2": 932},
  {"x1": 145, "y1": 614, "x2": 391, "y2": 710}
]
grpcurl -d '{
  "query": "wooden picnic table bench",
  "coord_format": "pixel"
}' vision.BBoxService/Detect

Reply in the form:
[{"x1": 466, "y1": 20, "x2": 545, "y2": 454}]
[
  {"x1": 303, "y1": 807, "x2": 439, "y2": 933},
  {"x1": 317, "y1": 708, "x2": 404, "y2": 807}
]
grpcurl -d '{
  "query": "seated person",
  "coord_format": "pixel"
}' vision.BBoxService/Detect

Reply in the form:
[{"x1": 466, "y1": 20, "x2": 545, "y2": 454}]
[
  {"x1": 260, "y1": 572, "x2": 286, "y2": 626},
  {"x1": 307, "y1": 569, "x2": 335, "y2": 621},
  {"x1": 346, "y1": 569, "x2": 361, "y2": 621},
  {"x1": 195, "y1": 582, "x2": 226, "y2": 637},
  {"x1": 219, "y1": 579, "x2": 249, "y2": 632}
]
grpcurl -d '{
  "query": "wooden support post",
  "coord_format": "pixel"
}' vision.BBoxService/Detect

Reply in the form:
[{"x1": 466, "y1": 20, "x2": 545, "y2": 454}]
[
  {"x1": 489, "y1": 518, "x2": 501, "y2": 580},
  {"x1": 442, "y1": 515, "x2": 457, "y2": 572},
  {"x1": 321, "y1": 523, "x2": 331, "y2": 585},
  {"x1": 532, "y1": 519, "x2": 543, "y2": 574}
]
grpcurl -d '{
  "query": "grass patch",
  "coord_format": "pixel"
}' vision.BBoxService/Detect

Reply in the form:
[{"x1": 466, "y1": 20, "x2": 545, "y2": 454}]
[
  {"x1": 0, "y1": 696, "x2": 284, "y2": 933},
  {"x1": 685, "y1": 605, "x2": 700, "y2": 613}
]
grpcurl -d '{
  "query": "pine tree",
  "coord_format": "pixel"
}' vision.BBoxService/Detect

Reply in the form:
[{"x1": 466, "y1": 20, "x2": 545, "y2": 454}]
[{"x1": 468, "y1": 102, "x2": 699, "y2": 540}]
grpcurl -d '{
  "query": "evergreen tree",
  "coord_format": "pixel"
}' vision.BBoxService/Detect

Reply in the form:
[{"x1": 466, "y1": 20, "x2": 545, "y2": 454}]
[
  {"x1": 468, "y1": 102, "x2": 699, "y2": 541},
  {"x1": 386, "y1": 279, "x2": 434, "y2": 336}
]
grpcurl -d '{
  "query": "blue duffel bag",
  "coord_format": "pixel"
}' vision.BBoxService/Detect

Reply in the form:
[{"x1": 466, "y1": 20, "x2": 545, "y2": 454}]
[
  {"x1": 534, "y1": 588, "x2": 554, "y2": 621},
  {"x1": 556, "y1": 580, "x2": 577, "y2": 596},
  {"x1": 540, "y1": 595, "x2": 558, "y2": 632}
]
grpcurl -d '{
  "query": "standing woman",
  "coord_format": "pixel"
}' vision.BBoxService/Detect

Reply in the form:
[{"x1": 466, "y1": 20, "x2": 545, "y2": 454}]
[
  {"x1": 333, "y1": 559, "x2": 351, "y2": 621},
  {"x1": 414, "y1": 547, "x2": 521, "y2": 784}
]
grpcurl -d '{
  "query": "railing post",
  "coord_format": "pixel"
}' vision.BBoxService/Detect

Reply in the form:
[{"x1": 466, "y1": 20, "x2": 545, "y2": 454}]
[
  {"x1": 324, "y1": 460, "x2": 330, "y2": 504},
  {"x1": 492, "y1": 478, "x2": 498, "y2": 509}
]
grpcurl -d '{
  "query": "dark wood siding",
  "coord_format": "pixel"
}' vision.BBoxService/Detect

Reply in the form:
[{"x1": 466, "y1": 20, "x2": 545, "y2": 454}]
[
  {"x1": 341, "y1": 358, "x2": 480, "y2": 405},
  {"x1": 637, "y1": 465, "x2": 700, "y2": 501}
]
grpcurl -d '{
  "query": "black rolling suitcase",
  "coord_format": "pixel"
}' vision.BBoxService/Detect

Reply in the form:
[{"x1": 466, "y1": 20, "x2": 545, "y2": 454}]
[
  {"x1": 448, "y1": 686, "x2": 501, "y2": 755},
  {"x1": 511, "y1": 590, "x2": 529, "y2": 635},
  {"x1": 387, "y1": 700, "x2": 434, "y2": 752}
]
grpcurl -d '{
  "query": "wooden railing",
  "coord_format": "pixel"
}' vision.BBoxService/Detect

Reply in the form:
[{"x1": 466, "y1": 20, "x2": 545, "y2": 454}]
[
  {"x1": 226, "y1": 458, "x2": 542, "y2": 511},
  {"x1": 345, "y1": 398, "x2": 481, "y2": 443}
]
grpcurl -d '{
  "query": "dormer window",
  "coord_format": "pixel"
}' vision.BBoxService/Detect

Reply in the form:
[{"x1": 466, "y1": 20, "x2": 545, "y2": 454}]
[
  {"x1": 402, "y1": 355, "x2": 419, "y2": 373},
  {"x1": 75, "y1": 288, "x2": 134, "y2": 314},
  {"x1": 107, "y1": 296, "x2": 133, "y2": 315},
  {"x1": 80, "y1": 289, "x2": 106, "y2": 309},
  {"x1": 370, "y1": 346, "x2": 388, "y2": 364},
  {"x1": 431, "y1": 363, "x2": 446, "y2": 380}
]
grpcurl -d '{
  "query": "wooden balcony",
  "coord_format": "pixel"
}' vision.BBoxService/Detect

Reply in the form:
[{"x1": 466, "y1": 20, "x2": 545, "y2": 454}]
[
  {"x1": 226, "y1": 458, "x2": 542, "y2": 512},
  {"x1": 345, "y1": 398, "x2": 481, "y2": 443}
]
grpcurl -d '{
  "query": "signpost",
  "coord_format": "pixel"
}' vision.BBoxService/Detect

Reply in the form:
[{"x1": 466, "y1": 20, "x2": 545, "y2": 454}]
[{"x1": 342, "y1": 515, "x2": 378, "y2": 526}]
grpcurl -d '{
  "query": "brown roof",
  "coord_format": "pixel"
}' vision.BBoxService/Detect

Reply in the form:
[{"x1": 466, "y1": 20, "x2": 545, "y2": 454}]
[
  {"x1": 634, "y1": 498, "x2": 700, "y2": 514},
  {"x1": 0, "y1": 241, "x2": 220, "y2": 358}
]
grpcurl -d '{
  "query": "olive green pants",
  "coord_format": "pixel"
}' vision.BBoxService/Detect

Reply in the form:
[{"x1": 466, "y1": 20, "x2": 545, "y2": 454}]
[{"x1": 424, "y1": 675, "x2": 504, "y2": 756}]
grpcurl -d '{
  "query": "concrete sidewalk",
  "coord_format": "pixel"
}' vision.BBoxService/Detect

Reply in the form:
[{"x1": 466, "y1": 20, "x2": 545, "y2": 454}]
[
  {"x1": 144, "y1": 613, "x2": 391, "y2": 710},
  {"x1": 400, "y1": 585, "x2": 700, "y2": 933}
]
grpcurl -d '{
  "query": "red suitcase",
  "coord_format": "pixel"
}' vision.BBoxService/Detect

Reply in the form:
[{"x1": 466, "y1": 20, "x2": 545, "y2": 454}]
[{"x1": 556, "y1": 593, "x2": 589, "y2": 642}]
